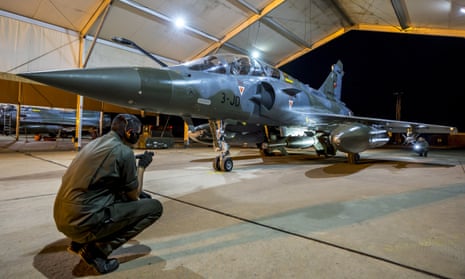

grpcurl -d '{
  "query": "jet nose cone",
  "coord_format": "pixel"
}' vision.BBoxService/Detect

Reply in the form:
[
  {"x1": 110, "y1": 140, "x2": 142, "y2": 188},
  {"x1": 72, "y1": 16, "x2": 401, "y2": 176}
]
[
  {"x1": 18, "y1": 67, "x2": 175, "y2": 110},
  {"x1": 19, "y1": 68, "x2": 142, "y2": 98}
]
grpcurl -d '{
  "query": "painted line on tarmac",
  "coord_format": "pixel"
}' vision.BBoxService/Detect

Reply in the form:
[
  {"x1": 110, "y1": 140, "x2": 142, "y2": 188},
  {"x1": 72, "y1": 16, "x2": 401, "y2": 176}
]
[{"x1": 150, "y1": 190, "x2": 453, "y2": 279}]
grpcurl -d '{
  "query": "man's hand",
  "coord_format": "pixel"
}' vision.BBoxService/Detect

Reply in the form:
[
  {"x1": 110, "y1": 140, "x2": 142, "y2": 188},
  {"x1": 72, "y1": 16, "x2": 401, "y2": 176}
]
[{"x1": 136, "y1": 151, "x2": 154, "y2": 168}]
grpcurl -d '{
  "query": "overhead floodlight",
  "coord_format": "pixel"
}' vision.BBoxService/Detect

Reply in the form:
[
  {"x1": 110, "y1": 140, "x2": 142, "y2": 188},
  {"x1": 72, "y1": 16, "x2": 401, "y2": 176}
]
[
  {"x1": 251, "y1": 50, "x2": 260, "y2": 59},
  {"x1": 174, "y1": 17, "x2": 186, "y2": 28},
  {"x1": 119, "y1": 0, "x2": 219, "y2": 42},
  {"x1": 460, "y1": 7, "x2": 465, "y2": 14}
]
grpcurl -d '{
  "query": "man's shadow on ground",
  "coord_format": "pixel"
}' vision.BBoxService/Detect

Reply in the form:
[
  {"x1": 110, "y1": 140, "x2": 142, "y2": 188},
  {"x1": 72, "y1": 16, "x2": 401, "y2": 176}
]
[{"x1": 33, "y1": 238, "x2": 153, "y2": 278}]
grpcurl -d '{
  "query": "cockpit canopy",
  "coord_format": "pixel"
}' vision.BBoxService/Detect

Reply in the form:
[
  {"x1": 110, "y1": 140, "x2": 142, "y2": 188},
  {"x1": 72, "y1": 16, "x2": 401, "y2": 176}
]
[{"x1": 185, "y1": 54, "x2": 282, "y2": 79}]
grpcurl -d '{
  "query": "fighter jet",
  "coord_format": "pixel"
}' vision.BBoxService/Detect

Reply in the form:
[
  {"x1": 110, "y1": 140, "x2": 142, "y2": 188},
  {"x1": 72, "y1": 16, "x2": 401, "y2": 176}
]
[
  {"x1": 1, "y1": 104, "x2": 111, "y2": 138},
  {"x1": 18, "y1": 43, "x2": 457, "y2": 171}
]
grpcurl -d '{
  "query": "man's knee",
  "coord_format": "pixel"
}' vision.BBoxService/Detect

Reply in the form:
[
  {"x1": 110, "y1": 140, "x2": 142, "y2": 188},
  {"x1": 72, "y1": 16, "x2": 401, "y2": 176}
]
[{"x1": 143, "y1": 198, "x2": 163, "y2": 222}]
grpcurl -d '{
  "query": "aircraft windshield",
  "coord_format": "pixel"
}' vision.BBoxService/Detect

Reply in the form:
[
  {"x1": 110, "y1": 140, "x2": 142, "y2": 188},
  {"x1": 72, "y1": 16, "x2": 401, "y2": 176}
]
[
  {"x1": 186, "y1": 54, "x2": 281, "y2": 79},
  {"x1": 186, "y1": 55, "x2": 226, "y2": 74}
]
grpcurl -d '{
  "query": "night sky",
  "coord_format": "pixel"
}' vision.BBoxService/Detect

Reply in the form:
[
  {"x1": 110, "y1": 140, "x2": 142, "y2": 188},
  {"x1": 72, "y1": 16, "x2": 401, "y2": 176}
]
[{"x1": 280, "y1": 30, "x2": 465, "y2": 133}]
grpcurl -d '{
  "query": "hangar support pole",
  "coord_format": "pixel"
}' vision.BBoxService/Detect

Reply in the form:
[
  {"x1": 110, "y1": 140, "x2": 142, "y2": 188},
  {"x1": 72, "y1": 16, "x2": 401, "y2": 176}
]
[
  {"x1": 75, "y1": 95, "x2": 83, "y2": 151},
  {"x1": 184, "y1": 121, "x2": 189, "y2": 148},
  {"x1": 74, "y1": 33, "x2": 84, "y2": 154},
  {"x1": 15, "y1": 82, "x2": 22, "y2": 141},
  {"x1": 74, "y1": 0, "x2": 112, "y2": 150},
  {"x1": 74, "y1": 33, "x2": 85, "y2": 151}
]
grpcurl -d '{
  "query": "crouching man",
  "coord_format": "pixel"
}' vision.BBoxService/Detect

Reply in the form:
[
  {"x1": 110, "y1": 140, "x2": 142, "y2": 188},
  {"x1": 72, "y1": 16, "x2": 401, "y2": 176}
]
[{"x1": 53, "y1": 114, "x2": 163, "y2": 274}]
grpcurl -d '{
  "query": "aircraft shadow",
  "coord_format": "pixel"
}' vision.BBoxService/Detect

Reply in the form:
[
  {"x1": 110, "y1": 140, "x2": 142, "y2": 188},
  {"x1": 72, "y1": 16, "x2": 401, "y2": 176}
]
[
  {"x1": 306, "y1": 158, "x2": 455, "y2": 178},
  {"x1": 191, "y1": 154, "x2": 263, "y2": 163},
  {"x1": 190, "y1": 152, "x2": 453, "y2": 178}
]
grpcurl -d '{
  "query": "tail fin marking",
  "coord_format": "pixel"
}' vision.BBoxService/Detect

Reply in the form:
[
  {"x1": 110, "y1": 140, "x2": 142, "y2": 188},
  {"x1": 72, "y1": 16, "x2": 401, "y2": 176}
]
[{"x1": 318, "y1": 60, "x2": 344, "y2": 100}]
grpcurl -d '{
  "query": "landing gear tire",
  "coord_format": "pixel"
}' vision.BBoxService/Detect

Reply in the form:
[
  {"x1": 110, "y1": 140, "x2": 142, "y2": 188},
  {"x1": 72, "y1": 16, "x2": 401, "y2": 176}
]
[
  {"x1": 213, "y1": 155, "x2": 233, "y2": 172},
  {"x1": 213, "y1": 156, "x2": 221, "y2": 171},
  {"x1": 221, "y1": 157, "x2": 233, "y2": 172}
]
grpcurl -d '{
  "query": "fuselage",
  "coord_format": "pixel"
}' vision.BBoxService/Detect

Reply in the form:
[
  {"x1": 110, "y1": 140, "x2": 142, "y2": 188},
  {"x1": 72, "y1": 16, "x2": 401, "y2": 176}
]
[{"x1": 19, "y1": 53, "x2": 352, "y2": 128}]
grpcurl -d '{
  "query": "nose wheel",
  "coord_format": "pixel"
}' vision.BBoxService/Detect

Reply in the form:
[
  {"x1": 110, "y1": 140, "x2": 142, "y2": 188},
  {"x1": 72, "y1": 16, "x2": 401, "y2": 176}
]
[{"x1": 213, "y1": 155, "x2": 233, "y2": 172}]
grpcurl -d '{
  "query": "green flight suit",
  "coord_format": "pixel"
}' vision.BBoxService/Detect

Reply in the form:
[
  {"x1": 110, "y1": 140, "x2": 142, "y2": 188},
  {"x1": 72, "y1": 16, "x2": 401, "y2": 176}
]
[{"x1": 54, "y1": 131, "x2": 162, "y2": 255}]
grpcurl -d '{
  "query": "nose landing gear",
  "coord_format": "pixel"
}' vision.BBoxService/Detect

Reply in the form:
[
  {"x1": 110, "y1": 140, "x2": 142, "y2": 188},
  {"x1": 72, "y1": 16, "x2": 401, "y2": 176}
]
[{"x1": 209, "y1": 120, "x2": 233, "y2": 172}]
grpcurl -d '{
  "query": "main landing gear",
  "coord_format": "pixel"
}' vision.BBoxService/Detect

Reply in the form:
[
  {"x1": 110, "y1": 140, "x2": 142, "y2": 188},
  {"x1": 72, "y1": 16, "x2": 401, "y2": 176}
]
[
  {"x1": 347, "y1": 152, "x2": 360, "y2": 164},
  {"x1": 209, "y1": 120, "x2": 234, "y2": 172}
]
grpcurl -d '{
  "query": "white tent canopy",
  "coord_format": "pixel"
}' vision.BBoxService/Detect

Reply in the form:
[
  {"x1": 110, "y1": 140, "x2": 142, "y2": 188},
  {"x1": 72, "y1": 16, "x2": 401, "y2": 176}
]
[{"x1": 2, "y1": 0, "x2": 465, "y2": 72}]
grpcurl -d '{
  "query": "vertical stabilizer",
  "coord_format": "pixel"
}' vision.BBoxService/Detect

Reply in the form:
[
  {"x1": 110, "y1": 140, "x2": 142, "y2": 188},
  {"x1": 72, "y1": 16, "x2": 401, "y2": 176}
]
[{"x1": 318, "y1": 60, "x2": 344, "y2": 100}]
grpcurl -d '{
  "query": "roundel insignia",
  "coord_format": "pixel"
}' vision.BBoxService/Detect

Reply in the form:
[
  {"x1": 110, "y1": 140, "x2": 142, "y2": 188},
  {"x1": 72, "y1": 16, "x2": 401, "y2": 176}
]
[{"x1": 238, "y1": 86, "x2": 245, "y2": 95}]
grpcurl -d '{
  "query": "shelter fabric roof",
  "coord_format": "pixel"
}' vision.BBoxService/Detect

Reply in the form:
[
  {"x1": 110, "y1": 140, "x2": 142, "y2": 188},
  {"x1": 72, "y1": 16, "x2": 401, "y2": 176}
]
[{"x1": 2, "y1": 0, "x2": 465, "y2": 67}]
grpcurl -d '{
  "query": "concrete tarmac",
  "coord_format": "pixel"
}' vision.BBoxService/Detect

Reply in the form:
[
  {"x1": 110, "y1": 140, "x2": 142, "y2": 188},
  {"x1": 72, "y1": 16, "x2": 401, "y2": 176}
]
[{"x1": 1, "y1": 135, "x2": 464, "y2": 279}]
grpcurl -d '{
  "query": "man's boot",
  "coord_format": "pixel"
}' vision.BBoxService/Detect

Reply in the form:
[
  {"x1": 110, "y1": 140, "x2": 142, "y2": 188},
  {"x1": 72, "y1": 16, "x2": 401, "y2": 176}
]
[{"x1": 79, "y1": 243, "x2": 119, "y2": 274}]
